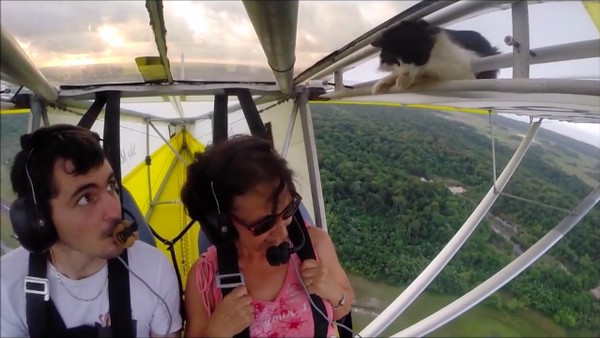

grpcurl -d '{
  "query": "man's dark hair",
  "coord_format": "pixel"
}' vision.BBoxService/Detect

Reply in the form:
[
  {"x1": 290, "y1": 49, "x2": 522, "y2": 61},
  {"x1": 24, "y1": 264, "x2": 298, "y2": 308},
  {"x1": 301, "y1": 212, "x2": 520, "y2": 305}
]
[
  {"x1": 181, "y1": 134, "x2": 296, "y2": 235},
  {"x1": 10, "y1": 124, "x2": 106, "y2": 221}
]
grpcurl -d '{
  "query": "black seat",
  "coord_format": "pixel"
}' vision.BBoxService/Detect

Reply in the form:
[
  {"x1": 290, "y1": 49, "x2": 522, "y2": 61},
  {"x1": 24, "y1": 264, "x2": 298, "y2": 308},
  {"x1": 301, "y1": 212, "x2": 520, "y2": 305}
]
[{"x1": 121, "y1": 187, "x2": 156, "y2": 247}]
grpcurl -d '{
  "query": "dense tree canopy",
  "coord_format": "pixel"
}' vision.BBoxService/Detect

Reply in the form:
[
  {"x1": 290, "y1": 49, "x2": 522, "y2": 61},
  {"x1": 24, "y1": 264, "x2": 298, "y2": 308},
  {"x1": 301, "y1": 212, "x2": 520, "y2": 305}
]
[{"x1": 311, "y1": 103, "x2": 600, "y2": 333}]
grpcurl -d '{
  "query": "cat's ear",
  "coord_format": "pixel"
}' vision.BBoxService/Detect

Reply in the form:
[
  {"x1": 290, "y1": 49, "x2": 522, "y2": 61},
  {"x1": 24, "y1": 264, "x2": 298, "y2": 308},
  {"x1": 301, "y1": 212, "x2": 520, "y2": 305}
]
[{"x1": 371, "y1": 37, "x2": 382, "y2": 48}]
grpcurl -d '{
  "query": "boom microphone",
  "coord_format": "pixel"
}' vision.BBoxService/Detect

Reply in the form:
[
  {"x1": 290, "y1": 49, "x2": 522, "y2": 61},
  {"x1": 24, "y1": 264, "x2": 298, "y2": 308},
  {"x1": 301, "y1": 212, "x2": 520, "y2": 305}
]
[
  {"x1": 112, "y1": 219, "x2": 139, "y2": 249},
  {"x1": 265, "y1": 217, "x2": 306, "y2": 266}
]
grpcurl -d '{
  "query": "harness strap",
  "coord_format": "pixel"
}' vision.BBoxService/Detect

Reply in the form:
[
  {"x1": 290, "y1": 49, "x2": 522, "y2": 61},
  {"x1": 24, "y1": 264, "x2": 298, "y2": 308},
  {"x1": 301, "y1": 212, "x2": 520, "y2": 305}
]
[
  {"x1": 26, "y1": 253, "x2": 49, "y2": 338},
  {"x1": 290, "y1": 211, "x2": 329, "y2": 338},
  {"x1": 107, "y1": 250, "x2": 134, "y2": 337},
  {"x1": 216, "y1": 241, "x2": 250, "y2": 338}
]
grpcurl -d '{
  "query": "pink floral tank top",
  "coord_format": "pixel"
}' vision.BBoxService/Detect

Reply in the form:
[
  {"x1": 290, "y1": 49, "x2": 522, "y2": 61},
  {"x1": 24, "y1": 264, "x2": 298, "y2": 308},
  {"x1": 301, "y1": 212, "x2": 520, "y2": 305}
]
[{"x1": 195, "y1": 246, "x2": 336, "y2": 337}]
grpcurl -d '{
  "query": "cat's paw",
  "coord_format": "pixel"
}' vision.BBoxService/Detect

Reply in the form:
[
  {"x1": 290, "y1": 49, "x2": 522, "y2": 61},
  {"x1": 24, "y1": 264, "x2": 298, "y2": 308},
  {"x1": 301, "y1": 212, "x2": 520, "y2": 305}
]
[
  {"x1": 395, "y1": 75, "x2": 413, "y2": 90},
  {"x1": 372, "y1": 79, "x2": 395, "y2": 95}
]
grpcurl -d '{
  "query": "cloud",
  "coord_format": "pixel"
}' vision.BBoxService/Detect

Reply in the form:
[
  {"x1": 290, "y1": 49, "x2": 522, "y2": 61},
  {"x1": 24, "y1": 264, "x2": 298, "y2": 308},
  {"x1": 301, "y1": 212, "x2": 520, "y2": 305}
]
[{"x1": 0, "y1": 0, "x2": 419, "y2": 78}]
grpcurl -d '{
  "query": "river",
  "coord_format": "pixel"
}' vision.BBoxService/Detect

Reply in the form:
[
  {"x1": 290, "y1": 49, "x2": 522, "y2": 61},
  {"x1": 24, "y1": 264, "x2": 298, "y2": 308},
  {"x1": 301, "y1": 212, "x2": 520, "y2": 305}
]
[{"x1": 348, "y1": 273, "x2": 566, "y2": 337}]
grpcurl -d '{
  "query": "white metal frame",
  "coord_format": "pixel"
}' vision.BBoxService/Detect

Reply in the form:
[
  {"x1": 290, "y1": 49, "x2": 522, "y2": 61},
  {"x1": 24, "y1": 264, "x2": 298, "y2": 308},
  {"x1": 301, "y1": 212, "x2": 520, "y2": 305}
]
[
  {"x1": 298, "y1": 89, "x2": 328, "y2": 231},
  {"x1": 393, "y1": 185, "x2": 600, "y2": 337}
]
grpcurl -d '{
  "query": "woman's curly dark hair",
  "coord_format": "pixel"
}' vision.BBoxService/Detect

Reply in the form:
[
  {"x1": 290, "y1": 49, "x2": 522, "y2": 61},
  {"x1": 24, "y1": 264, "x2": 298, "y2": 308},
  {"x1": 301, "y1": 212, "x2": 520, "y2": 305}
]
[{"x1": 180, "y1": 135, "x2": 296, "y2": 243}]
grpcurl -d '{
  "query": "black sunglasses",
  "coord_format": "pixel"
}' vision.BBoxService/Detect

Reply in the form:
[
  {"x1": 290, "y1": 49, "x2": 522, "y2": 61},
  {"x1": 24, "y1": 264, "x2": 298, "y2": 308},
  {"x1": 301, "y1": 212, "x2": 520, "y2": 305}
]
[{"x1": 229, "y1": 193, "x2": 302, "y2": 236}]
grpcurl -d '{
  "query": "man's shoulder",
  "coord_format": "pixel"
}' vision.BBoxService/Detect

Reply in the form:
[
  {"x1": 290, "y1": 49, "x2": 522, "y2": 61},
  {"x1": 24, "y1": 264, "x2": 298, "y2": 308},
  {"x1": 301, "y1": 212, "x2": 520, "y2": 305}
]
[
  {"x1": 126, "y1": 241, "x2": 171, "y2": 273},
  {"x1": 1, "y1": 247, "x2": 28, "y2": 274},
  {"x1": 0, "y1": 247, "x2": 29, "y2": 289},
  {"x1": 128, "y1": 240, "x2": 167, "y2": 262}
]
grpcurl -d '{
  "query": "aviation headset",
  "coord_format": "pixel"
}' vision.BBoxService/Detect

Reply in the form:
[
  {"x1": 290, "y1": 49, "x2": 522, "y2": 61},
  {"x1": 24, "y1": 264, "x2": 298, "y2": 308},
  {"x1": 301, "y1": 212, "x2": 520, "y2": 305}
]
[
  {"x1": 9, "y1": 132, "x2": 137, "y2": 254},
  {"x1": 9, "y1": 148, "x2": 59, "y2": 253}
]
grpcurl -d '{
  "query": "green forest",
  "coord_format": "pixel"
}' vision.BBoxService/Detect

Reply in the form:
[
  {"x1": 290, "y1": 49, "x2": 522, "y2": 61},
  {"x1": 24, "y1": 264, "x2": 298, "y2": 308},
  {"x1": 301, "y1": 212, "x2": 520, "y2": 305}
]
[{"x1": 310, "y1": 103, "x2": 600, "y2": 335}]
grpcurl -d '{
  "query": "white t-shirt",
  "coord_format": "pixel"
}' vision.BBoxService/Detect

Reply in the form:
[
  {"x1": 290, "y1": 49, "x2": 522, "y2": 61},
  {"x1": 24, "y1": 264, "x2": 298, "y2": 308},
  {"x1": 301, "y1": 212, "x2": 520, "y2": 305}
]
[{"x1": 0, "y1": 241, "x2": 183, "y2": 337}]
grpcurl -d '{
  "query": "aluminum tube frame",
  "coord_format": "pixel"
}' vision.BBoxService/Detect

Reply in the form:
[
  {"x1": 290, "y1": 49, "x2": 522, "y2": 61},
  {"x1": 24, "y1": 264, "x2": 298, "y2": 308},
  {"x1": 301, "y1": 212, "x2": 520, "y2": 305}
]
[
  {"x1": 57, "y1": 83, "x2": 281, "y2": 101},
  {"x1": 29, "y1": 96, "x2": 47, "y2": 132},
  {"x1": 321, "y1": 79, "x2": 600, "y2": 100},
  {"x1": 146, "y1": 119, "x2": 153, "y2": 211},
  {"x1": 145, "y1": 150, "x2": 180, "y2": 222},
  {"x1": 473, "y1": 39, "x2": 600, "y2": 74},
  {"x1": 511, "y1": 1, "x2": 531, "y2": 78},
  {"x1": 359, "y1": 120, "x2": 542, "y2": 337},
  {"x1": 313, "y1": 47, "x2": 379, "y2": 81},
  {"x1": 334, "y1": 71, "x2": 344, "y2": 91},
  {"x1": 298, "y1": 90, "x2": 328, "y2": 231},
  {"x1": 0, "y1": 24, "x2": 58, "y2": 102},
  {"x1": 243, "y1": 0, "x2": 298, "y2": 96},
  {"x1": 148, "y1": 120, "x2": 186, "y2": 165},
  {"x1": 281, "y1": 100, "x2": 299, "y2": 159},
  {"x1": 294, "y1": 1, "x2": 456, "y2": 85},
  {"x1": 394, "y1": 185, "x2": 600, "y2": 337},
  {"x1": 426, "y1": 0, "x2": 515, "y2": 27}
]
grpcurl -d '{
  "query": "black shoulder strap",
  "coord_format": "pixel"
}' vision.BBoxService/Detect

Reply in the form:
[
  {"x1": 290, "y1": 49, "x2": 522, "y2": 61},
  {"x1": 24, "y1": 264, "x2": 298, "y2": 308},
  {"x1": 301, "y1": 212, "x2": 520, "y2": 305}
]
[
  {"x1": 295, "y1": 210, "x2": 354, "y2": 338},
  {"x1": 216, "y1": 241, "x2": 250, "y2": 338},
  {"x1": 289, "y1": 210, "x2": 330, "y2": 338},
  {"x1": 26, "y1": 253, "x2": 50, "y2": 338},
  {"x1": 107, "y1": 250, "x2": 135, "y2": 337}
]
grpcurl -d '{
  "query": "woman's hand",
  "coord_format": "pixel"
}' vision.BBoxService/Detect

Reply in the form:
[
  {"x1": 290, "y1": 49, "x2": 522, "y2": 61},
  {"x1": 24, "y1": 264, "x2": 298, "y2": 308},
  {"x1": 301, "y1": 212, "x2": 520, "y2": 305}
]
[
  {"x1": 300, "y1": 259, "x2": 344, "y2": 307},
  {"x1": 205, "y1": 286, "x2": 253, "y2": 337}
]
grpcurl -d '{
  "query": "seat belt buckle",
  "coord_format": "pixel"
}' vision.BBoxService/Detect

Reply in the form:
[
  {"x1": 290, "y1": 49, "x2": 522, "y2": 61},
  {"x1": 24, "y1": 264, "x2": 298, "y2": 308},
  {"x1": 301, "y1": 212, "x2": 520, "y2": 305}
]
[
  {"x1": 215, "y1": 272, "x2": 245, "y2": 289},
  {"x1": 24, "y1": 276, "x2": 50, "y2": 301}
]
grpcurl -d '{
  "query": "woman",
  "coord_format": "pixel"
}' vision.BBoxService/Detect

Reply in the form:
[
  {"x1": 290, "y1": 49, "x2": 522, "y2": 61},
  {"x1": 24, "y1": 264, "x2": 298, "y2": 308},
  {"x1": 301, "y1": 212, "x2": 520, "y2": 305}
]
[{"x1": 181, "y1": 135, "x2": 353, "y2": 337}]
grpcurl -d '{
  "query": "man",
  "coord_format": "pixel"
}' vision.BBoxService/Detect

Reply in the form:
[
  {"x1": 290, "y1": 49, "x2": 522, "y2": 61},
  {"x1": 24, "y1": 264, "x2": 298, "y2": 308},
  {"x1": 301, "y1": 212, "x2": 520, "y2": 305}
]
[{"x1": 1, "y1": 124, "x2": 182, "y2": 337}]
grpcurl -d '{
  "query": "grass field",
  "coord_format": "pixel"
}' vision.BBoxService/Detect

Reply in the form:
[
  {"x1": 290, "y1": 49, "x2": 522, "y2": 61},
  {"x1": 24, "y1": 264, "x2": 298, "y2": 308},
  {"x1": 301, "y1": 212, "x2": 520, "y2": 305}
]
[{"x1": 349, "y1": 273, "x2": 568, "y2": 337}]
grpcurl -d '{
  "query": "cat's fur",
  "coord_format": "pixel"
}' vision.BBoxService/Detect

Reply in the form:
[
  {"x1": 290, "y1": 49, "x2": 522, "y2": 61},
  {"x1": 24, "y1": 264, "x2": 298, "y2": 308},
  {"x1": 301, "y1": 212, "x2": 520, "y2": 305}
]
[{"x1": 371, "y1": 19, "x2": 500, "y2": 94}]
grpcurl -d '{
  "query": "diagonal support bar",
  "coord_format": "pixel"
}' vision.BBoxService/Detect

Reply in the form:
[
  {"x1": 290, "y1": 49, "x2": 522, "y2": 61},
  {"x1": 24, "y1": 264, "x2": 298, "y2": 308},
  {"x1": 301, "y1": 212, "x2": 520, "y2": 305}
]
[
  {"x1": 148, "y1": 120, "x2": 186, "y2": 165},
  {"x1": 393, "y1": 185, "x2": 600, "y2": 337},
  {"x1": 235, "y1": 89, "x2": 269, "y2": 140},
  {"x1": 0, "y1": 24, "x2": 58, "y2": 102},
  {"x1": 77, "y1": 93, "x2": 107, "y2": 129},
  {"x1": 360, "y1": 119, "x2": 542, "y2": 337},
  {"x1": 281, "y1": 100, "x2": 299, "y2": 159},
  {"x1": 298, "y1": 90, "x2": 327, "y2": 231}
]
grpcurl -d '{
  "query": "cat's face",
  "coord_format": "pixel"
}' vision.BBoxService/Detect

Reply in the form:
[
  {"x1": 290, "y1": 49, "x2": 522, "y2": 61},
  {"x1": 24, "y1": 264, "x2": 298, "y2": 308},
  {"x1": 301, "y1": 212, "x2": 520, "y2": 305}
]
[{"x1": 372, "y1": 20, "x2": 437, "y2": 77}]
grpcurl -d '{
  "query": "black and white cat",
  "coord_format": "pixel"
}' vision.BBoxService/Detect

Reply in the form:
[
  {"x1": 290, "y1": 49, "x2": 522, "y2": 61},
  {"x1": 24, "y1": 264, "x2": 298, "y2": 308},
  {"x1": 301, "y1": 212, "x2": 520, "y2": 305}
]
[{"x1": 371, "y1": 19, "x2": 500, "y2": 95}]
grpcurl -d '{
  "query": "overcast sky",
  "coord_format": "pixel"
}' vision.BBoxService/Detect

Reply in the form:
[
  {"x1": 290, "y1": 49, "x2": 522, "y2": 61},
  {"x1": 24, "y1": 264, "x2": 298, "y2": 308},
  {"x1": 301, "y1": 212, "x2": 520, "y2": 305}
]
[{"x1": 0, "y1": 1, "x2": 598, "y2": 147}]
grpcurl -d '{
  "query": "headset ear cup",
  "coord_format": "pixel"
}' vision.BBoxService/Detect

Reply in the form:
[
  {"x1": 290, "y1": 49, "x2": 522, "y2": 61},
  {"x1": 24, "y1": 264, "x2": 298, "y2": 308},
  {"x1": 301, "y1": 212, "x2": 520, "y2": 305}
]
[
  {"x1": 9, "y1": 197, "x2": 57, "y2": 253},
  {"x1": 199, "y1": 212, "x2": 236, "y2": 245},
  {"x1": 217, "y1": 214, "x2": 236, "y2": 241}
]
